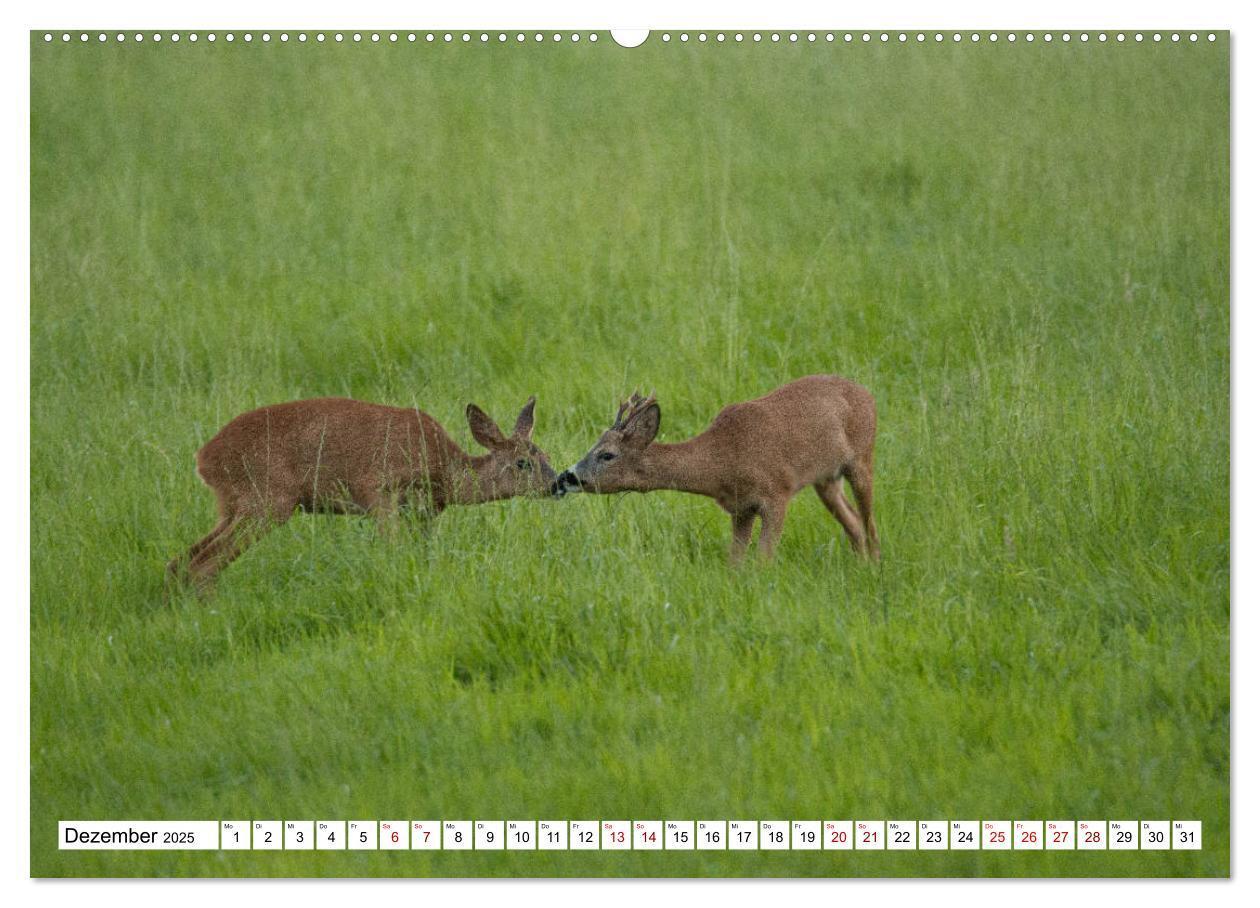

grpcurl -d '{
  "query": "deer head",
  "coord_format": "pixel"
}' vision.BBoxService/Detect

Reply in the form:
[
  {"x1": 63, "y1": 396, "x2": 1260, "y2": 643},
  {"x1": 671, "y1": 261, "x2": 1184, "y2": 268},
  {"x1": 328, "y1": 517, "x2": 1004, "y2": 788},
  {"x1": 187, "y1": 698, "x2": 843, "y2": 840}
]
[
  {"x1": 553, "y1": 392, "x2": 660, "y2": 496},
  {"x1": 463, "y1": 396, "x2": 559, "y2": 502}
]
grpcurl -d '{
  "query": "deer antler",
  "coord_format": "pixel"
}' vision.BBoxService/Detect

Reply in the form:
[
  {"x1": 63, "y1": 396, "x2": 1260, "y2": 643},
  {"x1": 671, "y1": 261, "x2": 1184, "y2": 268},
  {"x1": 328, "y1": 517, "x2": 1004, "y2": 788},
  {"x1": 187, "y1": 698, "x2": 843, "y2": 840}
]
[
  {"x1": 612, "y1": 396, "x2": 633, "y2": 429},
  {"x1": 612, "y1": 390, "x2": 657, "y2": 429}
]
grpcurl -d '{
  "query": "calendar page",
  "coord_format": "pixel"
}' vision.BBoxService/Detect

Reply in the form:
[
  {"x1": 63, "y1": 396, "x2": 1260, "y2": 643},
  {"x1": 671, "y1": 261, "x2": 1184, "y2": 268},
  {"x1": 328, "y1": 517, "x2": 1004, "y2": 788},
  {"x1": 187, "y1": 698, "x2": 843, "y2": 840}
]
[{"x1": 28, "y1": 17, "x2": 1229, "y2": 880}]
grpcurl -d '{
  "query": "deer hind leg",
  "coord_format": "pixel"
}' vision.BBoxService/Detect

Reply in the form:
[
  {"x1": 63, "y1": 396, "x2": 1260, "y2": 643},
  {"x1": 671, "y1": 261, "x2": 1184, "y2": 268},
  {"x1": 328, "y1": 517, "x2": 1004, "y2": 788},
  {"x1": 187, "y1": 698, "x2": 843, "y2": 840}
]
[
  {"x1": 186, "y1": 496, "x2": 296, "y2": 589},
  {"x1": 846, "y1": 457, "x2": 880, "y2": 562},
  {"x1": 756, "y1": 500, "x2": 787, "y2": 560},
  {"x1": 814, "y1": 479, "x2": 867, "y2": 555},
  {"x1": 167, "y1": 517, "x2": 232, "y2": 584},
  {"x1": 167, "y1": 487, "x2": 235, "y2": 585},
  {"x1": 729, "y1": 509, "x2": 756, "y2": 565},
  {"x1": 183, "y1": 516, "x2": 251, "y2": 590}
]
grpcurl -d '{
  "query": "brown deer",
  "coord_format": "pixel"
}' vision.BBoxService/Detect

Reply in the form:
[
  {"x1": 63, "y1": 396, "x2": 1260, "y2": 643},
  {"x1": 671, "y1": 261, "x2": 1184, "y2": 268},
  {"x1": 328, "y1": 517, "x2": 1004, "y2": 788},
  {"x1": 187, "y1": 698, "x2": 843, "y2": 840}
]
[
  {"x1": 168, "y1": 396, "x2": 556, "y2": 588},
  {"x1": 553, "y1": 375, "x2": 879, "y2": 562}
]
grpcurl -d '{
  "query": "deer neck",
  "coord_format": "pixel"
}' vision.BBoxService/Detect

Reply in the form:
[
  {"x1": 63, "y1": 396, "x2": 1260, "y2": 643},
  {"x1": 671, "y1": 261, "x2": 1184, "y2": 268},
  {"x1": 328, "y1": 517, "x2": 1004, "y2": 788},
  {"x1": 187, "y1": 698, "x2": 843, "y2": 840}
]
[
  {"x1": 638, "y1": 438, "x2": 722, "y2": 499},
  {"x1": 442, "y1": 451, "x2": 499, "y2": 505}
]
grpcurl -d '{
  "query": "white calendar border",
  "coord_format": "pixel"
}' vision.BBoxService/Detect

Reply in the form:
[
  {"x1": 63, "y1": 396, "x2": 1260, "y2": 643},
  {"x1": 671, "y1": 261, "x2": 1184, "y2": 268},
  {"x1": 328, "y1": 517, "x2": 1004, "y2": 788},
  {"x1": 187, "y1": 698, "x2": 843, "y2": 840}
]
[{"x1": 9, "y1": 0, "x2": 1254, "y2": 903}]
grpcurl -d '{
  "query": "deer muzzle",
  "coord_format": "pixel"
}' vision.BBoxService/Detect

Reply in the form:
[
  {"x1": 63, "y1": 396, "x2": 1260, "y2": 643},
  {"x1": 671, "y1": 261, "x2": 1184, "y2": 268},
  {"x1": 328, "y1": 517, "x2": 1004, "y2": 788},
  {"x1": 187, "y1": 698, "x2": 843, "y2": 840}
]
[{"x1": 552, "y1": 470, "x2": 583, "y2": 497}]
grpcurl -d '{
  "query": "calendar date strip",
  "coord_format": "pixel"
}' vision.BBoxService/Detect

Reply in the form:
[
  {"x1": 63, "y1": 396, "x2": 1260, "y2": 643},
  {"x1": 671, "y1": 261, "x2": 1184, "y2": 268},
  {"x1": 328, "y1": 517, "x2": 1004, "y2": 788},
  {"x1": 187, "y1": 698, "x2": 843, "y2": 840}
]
[{"x1": 58, "y1": 819, "x2": 1202, "y2": 851}]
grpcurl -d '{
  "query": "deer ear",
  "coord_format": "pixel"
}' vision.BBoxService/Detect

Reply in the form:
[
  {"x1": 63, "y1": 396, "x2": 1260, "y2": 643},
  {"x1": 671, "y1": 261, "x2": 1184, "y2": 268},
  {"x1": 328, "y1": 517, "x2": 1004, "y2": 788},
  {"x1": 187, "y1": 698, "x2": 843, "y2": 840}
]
[
  {"x1": 513, "y1": 396, "x2": 536, "y2": 440},
  {"x1": 466, "y1": 403, "x2": 507, "y2": 449},
  {"x1": 622, "y1": 402, "x2": 660, "y2": 449}
]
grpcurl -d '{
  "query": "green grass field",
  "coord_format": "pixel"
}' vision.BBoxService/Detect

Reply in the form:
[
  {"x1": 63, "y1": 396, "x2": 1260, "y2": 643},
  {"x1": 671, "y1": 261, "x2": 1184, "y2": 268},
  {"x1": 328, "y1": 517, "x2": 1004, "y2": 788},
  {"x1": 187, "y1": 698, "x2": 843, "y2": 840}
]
[{"x1": 30, "y1": 32, "x2": 1229, "y2": 877}]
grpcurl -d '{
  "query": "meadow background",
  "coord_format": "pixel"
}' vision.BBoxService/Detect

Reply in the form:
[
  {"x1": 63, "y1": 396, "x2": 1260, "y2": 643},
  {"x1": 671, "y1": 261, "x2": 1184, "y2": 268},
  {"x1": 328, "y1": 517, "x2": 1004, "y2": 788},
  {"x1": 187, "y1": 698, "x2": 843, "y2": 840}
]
[{"x1": 30, "y1": 32, "x2": 1229, "y2": 877}]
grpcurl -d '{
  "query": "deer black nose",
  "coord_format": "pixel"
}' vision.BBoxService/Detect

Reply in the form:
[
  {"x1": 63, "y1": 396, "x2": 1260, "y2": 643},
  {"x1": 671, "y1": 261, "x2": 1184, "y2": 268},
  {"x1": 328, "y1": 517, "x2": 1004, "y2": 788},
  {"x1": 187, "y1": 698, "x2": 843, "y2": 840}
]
[{"x1": 552, "y1": 470, "x2": 579, "y2": 497}]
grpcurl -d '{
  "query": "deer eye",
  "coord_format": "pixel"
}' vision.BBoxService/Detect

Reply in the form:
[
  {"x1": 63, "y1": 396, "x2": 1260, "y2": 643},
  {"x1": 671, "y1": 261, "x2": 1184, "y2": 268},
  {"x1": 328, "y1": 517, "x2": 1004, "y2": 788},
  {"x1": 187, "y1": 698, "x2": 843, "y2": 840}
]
[
  {"x1": 598, "y1": 451, "x2": 616, "y2": 462},
  {"x1": 515, "y1": 459, "x2": 532, "y2": 470}
]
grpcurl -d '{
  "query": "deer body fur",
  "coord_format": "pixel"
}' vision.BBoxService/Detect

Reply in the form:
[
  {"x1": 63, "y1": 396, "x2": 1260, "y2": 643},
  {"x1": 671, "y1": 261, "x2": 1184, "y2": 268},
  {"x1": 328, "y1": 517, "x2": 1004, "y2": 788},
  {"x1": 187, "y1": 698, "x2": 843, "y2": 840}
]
[
  {"x1": 169, "y1": 396, "x2": 555, "y2": 587},
  {"x1": 556, "y1": 375, "x2": 879, "y2": 562}
]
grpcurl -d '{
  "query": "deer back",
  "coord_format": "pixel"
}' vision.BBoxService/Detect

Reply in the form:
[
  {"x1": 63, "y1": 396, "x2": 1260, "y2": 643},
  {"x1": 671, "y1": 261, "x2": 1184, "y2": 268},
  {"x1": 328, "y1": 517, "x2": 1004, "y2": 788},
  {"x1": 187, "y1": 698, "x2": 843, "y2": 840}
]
[{"x1": 195, "y1": 398, "x2": 464, "y2": 504}]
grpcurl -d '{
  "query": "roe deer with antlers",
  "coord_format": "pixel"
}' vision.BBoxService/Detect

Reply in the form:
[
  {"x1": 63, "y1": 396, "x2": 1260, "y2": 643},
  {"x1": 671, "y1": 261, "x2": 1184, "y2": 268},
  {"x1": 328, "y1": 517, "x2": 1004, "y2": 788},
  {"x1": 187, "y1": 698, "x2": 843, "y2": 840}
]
[
  {"x1": 554, "y1": 375, "x2": 879, "y2": 562},
  {"x1": 168, "y1": 396, "x2": 556, "y2": 588}
]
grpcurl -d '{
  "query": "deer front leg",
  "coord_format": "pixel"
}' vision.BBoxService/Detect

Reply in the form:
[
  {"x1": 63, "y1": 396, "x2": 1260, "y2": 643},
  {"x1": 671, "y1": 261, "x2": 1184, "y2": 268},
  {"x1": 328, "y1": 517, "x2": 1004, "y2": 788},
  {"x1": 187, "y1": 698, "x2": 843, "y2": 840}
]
[
  {"x1": 729, "y1": 509, "x2": 756, "y2": 565},
  {"x1": 370, "y1": 488, "x2": 403, "y2": 539},
  {"x1": 403, "y1": 501, "x2": 444, "y2": 540},
  {"x1": 401, "y1": 487, "x2": 444, "y2": 538},
  {"x1": 756, "y1": 500, "x2": 787, "y2": 560}
]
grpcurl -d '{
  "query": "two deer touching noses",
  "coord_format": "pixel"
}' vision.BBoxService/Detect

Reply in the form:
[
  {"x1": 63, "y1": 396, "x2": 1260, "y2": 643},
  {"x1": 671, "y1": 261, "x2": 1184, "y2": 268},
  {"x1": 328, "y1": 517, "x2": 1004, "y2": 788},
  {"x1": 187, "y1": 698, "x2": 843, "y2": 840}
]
[{"x1": 168, "y1": 374, "x2": 878, "y2": 588}]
